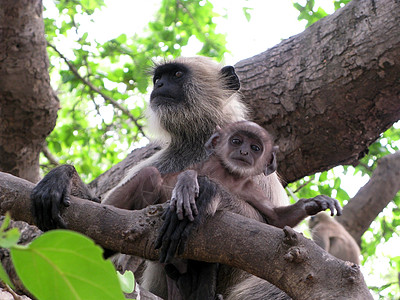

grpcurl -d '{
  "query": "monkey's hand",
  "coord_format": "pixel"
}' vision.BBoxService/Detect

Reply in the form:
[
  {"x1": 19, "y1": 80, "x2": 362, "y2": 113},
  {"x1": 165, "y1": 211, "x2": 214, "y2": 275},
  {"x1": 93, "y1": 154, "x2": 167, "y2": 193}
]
[
  {"x1": 170, "y1": 170, "x2": 199, "y2": 221},
  {"x1": 301, "y1": 195, "x2": 342, "y2": 216},
  {"x1": 156, "y1": 176, "x2": 215, "y2": 263},
  {"x1": 155, "y1": 206, "x2": 194, "y2": 263},
  {"x1": 31, "y1": 165, "x2": 76, "y2": 231}
]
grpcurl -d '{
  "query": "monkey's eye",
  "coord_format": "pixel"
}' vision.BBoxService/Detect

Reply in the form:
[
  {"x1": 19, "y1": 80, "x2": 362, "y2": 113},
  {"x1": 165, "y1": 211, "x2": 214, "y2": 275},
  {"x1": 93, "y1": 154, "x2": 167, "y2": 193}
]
[
  {"x1": 175, "y1": 71, "x2": 184, "y2": 78},
  {"x1": 154, "y1": 76, "x2": 160, "y2": 84},
  {"x1": 231, "y1": 138, "x2": 242, "y2": 145},
  {"x1": 251, "y1": 145, "x2": 261, "y2": 152}
]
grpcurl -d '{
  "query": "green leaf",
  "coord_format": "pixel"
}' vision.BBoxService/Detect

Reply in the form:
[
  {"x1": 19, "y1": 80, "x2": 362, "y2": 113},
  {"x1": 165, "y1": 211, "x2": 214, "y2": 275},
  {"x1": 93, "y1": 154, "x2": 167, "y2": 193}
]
[
  {"x1": 11, "y1": 230, "x2": 125, "y2": 300},
  {"x1": 242, "y1": 7, "x2": 253, "y2": 22},
  {"x1": 0, "y1": 213, "x2": 11, "y2": 232},
  {"x1": 0, "y1": 228, "x2": 20, "y2": 248},
  {"x1": 117, "y1": 270, "x2": 135, "y2": 293},
  {"x1": 0, "y1": 262, "x2": 14, "y2": 289}
]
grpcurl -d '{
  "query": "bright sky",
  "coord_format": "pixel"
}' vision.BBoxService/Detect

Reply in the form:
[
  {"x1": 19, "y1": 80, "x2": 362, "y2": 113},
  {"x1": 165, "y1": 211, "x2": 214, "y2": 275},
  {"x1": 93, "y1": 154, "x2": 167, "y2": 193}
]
[{"x1": 84, "y1": 0, "x2": 336, "y2": 64}]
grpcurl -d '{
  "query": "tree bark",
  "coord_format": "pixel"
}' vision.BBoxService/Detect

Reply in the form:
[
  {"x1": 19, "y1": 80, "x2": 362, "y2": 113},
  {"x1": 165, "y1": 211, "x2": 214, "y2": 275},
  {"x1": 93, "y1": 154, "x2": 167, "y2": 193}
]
[
  {"x1": 0, "y1": 171, "x2": 372, "y2": 300},
  {"x1": 338, "y1": 151, "x2": 400, "y2": 243},
  {"x1": 235, "y1": 0, "x2": 400, "y2": 184},
  {"x1": 0, "y1": 0, "x2": 59, "y2": 183}
]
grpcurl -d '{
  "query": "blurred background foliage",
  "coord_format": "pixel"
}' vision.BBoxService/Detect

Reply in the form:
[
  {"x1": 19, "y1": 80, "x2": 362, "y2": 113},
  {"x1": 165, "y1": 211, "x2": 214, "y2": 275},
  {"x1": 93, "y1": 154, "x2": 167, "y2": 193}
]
[{"x1": 41, "y1": 0, "x2": 399, "y2": 298}]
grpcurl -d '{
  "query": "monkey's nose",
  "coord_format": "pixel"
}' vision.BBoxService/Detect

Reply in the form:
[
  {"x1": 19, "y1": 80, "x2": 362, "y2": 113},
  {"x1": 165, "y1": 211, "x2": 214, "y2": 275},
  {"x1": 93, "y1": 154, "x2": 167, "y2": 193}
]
[{"x1": 240, "y1": 150, "x2": 248, "y2": 156}]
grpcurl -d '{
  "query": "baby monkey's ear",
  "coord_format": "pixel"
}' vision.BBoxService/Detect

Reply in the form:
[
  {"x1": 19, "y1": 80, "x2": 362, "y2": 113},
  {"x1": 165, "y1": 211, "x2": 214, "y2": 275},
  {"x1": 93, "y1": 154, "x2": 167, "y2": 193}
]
[
  {"x1": 264, "y1": 146, "x2": 279, "y2": 176},
  {"x1": 204, "y1": 131, "x2": 221, "y2": 156}
]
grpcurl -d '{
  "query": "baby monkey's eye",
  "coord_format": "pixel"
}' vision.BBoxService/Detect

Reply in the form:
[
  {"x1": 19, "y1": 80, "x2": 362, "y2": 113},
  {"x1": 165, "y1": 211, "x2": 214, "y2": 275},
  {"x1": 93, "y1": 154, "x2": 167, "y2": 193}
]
[
  {"x1": 251, "y1": 145, "x2": 261, "y2": 152},
  {"x1": 231, "y1": 138, "x2": 242, "y2": 145},
  {"x1": 175, "y1": 71, "x2": 184, "y2": 78}
]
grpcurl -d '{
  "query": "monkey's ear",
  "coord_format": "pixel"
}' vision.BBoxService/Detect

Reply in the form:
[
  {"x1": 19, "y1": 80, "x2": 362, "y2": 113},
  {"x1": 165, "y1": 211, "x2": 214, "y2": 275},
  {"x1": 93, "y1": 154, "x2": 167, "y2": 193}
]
[
  {"x1": 205, "y1": 132, "x2": 220, "y2": 156},
  {"x1": 221, "y1": 66, "x2": 240, "y2": 91},
  {"x1": 264, "y1": 146, "x2": 279, "y2": 176}
]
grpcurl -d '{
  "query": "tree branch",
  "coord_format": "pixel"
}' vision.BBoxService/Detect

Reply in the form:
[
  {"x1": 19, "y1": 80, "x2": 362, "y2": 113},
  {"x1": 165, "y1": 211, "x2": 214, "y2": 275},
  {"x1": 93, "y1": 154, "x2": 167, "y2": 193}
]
[
  {"x1": 0, "y1": 171, "x2": 372, "y2": 299},
  {"x1": 338, "y1": 151, "x2": 400, "y2": 243}
]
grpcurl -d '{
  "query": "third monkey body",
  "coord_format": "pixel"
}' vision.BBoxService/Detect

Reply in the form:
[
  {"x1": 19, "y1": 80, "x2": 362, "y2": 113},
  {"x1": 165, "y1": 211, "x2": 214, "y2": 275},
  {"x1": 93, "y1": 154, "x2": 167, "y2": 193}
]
[{"x1": 309, "y1": 212, "x2": 360, "y2": 265}]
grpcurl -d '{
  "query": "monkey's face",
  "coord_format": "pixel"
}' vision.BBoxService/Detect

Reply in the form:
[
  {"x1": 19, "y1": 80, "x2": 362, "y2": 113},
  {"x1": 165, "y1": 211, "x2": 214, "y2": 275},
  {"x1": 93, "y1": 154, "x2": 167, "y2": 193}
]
[
  {"x1": 221, "y1": 131, "x2": 269, "y2": 177},
  {"x1": 150, "y1": 62, "x2": 189, "y2": 109}
]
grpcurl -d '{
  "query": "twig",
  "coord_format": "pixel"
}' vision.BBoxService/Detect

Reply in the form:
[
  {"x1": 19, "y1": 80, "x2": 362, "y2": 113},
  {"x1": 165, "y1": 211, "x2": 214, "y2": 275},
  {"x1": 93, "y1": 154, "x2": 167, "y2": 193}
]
[
  {"x1": 42, "y1": 144, "x2": 59, "y2": 166},
  {"x1": 47, "y1": 42, "x2": 146, "y2": 137}
]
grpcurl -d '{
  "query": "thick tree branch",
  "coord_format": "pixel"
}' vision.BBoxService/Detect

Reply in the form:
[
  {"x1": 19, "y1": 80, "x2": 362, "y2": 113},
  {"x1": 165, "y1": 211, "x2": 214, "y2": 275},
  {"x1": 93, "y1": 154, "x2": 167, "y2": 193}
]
[
  {"x1": 338, "y1": 151, "x2": 400, "y2": 243},
  {"x1": 0, "y1": 172, "x2": 372, "y2": 299},
  {"x1": 235, "y1": 0, "x2": 400, "y2": 184}
]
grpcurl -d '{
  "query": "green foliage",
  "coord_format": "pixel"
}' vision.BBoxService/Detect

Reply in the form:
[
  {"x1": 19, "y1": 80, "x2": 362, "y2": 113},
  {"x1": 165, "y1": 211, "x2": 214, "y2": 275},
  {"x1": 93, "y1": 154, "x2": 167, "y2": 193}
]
[
  {"x1": 293, "y1": 0, "x2": 351, "y2": 27},
  {"x1": 0, "y1": 214, "x2": 19, "y2": 289},
  {"x1": 117, "y1": 270, "x2": 135, "y2": 294},
  {"x1": 2, "y1": 228, "x2": 127, "y2": 300}
]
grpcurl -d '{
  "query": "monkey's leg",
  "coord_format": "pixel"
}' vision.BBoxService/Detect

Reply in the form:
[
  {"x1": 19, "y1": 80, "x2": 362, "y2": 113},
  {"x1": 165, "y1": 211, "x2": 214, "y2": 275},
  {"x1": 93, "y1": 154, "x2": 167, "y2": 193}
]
[
  {"x1": 156, "y1": 176, "x2": 220, "y2": 299},
  {"x1": 165, "y1": 260, "x2": 219, "y2": 300},
  {"x1": 103, "y1": 166, "x2": 164, "y2": 210},
  {"x1": 31, "y1": 164, "x2": 99, "y2": 231}
]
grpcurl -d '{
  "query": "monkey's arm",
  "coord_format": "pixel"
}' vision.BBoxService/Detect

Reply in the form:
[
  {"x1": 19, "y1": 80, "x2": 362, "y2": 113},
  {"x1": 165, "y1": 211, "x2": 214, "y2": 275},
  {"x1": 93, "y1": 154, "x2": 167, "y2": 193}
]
[
  {"x1": 103, "y1": 166, "x2": 166, "y2": 210},
  {"x1": 271, "y1": 195, "x2": 342, "y2": 228},
  {"x1": 31, "y1": 164, "x2": 99, "y2": 231}
]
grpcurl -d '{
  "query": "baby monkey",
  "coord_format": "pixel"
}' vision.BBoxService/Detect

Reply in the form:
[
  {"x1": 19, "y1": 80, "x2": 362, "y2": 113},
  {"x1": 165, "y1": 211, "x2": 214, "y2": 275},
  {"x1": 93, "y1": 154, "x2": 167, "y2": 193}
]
[{"x1": 165, "y1": 121, "x2": 342, "y2": 229}]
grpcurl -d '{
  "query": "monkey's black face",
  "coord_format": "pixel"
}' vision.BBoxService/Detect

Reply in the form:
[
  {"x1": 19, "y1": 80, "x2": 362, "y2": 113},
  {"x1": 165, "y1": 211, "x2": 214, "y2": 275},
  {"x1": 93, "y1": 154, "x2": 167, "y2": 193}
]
[{"x1": 150, "y1": 63, "x2": 190, "y2": 108}]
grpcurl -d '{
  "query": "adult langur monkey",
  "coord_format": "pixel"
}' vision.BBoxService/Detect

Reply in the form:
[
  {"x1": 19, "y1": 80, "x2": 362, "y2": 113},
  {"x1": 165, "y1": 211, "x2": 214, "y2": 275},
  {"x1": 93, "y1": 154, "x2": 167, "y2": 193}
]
[
  {"x1": 30, "y1": 57, "x2": 289, "y2": 299},
  {"x1": 309, "y1": 212, "x2": 361, "y2": 265}
]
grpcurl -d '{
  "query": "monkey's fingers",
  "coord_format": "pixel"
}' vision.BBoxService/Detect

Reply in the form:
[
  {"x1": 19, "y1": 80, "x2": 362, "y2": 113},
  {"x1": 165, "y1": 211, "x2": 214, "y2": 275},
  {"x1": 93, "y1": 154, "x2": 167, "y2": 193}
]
[
  {"x1": 183, "y1": 188, "x2": 195, "y2": 221},
  {"x1": 164, "y1": 220, "x2": 190, "y2": 263},
  {"x1": 51, "y1": 201, "x2": 67, "y2": 230},
  {"x1": 176, "y1": 195, "x2": 185, "y2": 220},
  {"x1": 155, "y1": 207, "x2": 174, "y2": 249},
  {"x1": 334, "y1": 199, "x2": 343, "y2": 216},
  {"x1": 177, "y1": 222, "x2": 195, "y2": 255},
  {"x1": 320, "y1": 195, "x2": 339, "y2": 216}
]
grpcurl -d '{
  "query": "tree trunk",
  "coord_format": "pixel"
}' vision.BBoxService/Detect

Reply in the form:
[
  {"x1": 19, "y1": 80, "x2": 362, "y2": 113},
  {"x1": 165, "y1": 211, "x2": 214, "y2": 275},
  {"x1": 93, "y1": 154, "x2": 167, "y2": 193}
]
[
  {"x1": 235, "y1": 0, "x2": 400, "y2": 184},
  {"x1": 0, "y1": 171, "x2": 373, "y2": 300},
  {"x1": 0, "y1": 0, "x2": 58, "y2": 183}
]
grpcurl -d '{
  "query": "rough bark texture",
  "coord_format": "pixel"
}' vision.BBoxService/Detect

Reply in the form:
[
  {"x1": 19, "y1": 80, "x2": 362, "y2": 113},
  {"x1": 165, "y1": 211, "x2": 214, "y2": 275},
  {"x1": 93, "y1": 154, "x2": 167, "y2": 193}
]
[
  {"x1": 0, "y1": 171, "x2": 372, "y2": 300},
  {"x1": 338, "y1": 151, "x2": 400, "y2": 243},
  {"x1": 0, "y1": 0, "x2": 59, "y2": 183},
  {"x1": 235, "y1": 0, "x2": 400, "y2": 184}
]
